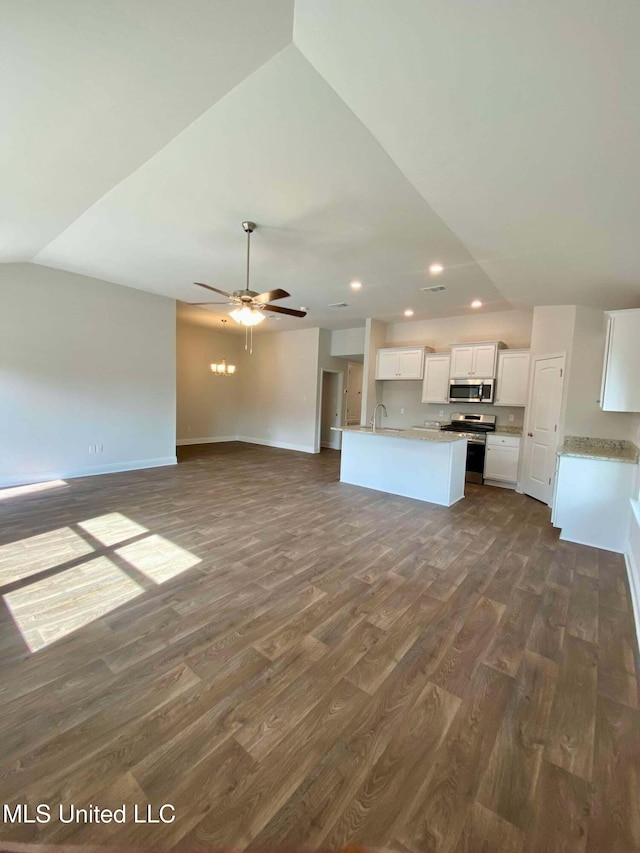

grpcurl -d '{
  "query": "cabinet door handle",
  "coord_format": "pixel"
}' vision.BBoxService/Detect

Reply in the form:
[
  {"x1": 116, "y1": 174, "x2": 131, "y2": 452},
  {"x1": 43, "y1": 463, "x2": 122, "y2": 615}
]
[{"x1": 527, "y1": 432, "x2": 533, "y2": 437}]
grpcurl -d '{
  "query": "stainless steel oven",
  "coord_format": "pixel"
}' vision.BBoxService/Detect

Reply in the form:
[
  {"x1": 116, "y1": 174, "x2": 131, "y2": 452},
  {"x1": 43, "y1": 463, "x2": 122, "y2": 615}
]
[
  {"x1": 440, "y1": 413, "x2": 496, "y2": 484},
  {"x1": 448, "y1": 378, "x2": 495, "y2": 404}
]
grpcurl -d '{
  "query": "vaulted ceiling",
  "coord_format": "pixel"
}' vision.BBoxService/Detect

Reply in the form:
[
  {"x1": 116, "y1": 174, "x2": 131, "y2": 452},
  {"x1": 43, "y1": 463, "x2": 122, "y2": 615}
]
[{"x1": 3, "y1": 0, "x2": 639, "y2": 331}]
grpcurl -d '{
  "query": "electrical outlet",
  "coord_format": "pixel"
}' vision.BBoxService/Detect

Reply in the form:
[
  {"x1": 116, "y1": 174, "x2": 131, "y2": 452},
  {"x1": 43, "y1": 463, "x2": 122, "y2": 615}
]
[
  {"x1": 439, "y1": 410, "x2": 444, "y2": 417},
  {"x1": 400, "y1": 407, "x2": 405, "y2": 415},
  {"x1": 97, "y1": 444, "x2": 103, "y2": 453},
  {"x1": 88, "y1": 445, "x2": 94, "y2": 454},
  {"x1": 509, "y1": 414, "x2": 514, "y2": 422}
]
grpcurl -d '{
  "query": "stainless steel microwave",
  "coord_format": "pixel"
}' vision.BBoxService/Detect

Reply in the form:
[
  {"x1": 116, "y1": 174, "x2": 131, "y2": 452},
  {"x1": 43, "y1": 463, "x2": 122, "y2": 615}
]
[{"x1": 448, "y1": 378, "x2": 495, "y2": 404}]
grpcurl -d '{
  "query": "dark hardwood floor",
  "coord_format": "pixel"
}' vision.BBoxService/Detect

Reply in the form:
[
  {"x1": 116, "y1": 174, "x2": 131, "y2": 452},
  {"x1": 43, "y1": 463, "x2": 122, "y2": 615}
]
[{"x1": 0, "y1": 442, "x2": 638, "y2": 852}]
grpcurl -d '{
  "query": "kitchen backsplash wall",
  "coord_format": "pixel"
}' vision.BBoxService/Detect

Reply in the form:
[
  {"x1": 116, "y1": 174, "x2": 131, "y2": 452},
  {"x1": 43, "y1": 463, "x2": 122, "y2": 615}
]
[{"x1": 379, "y1": 380, "x2": 525, "y2": 429}]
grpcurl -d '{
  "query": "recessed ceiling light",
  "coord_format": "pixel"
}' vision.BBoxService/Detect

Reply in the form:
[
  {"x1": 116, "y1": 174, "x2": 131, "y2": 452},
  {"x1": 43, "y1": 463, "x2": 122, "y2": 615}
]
[
  {"x1": 404, "y1": 309, "x2": 414, "y2": 317},
  {"x1": 429, "y1": 263, "x2": 444, "y2": 275},
  {"x1": 471, "y1": 299, "x2": 483, "y2": 308},
  {"x1": 350, "y1": 280, "x2": 362, "y2": 290}
]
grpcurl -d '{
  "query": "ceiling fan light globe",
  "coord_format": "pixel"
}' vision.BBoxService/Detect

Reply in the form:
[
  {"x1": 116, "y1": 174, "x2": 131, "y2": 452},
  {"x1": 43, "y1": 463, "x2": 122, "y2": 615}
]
[{"x1": 230, "y1": 306, "x2": 265, "y2": 326}]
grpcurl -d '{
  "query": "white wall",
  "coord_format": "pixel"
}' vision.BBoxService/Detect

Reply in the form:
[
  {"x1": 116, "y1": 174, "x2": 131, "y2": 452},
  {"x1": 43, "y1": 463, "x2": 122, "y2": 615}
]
[
  {"x1": 176, "y1": 322, "x2": 244, "y2": 443},
  {"x1": 0, "y1": 263, "x2": 176, "y2": 487},
  {"x1": 330, "y1": 326, "x2": 365, "y2": 359},
  {"x1": 237, "y1": 327, "x2": 321, "y2": 453}
]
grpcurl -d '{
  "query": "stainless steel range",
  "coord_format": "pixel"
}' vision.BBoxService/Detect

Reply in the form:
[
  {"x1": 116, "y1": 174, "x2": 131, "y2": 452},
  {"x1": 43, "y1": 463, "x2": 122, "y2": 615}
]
[{"x1": 440, "y1": 413, "x2": 496, "y2": 484}]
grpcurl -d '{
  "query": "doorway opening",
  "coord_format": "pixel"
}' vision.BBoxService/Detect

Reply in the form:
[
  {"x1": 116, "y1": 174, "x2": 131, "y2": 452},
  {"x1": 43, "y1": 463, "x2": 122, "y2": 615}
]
[{"x1": 319, "y1": 370, "x2": 344, "y2": 451}]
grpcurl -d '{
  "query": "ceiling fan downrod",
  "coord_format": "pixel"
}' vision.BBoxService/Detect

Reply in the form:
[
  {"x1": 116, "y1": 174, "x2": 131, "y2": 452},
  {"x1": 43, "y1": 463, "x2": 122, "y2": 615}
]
[{"x1": 242, "y1": 220, "x2": 256, "y2": 295}]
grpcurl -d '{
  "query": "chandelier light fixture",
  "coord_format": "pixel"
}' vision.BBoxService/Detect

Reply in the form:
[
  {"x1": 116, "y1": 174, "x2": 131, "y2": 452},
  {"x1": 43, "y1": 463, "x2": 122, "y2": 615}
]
[{"x1": 210, "y1": 358, "x2": 236, "y2": 376}]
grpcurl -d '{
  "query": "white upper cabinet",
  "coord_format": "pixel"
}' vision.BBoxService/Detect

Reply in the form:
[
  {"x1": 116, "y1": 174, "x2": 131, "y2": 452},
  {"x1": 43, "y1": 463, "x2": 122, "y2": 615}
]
[
  {"x1": 600, "y1": 309, "x2": 640, "y2": 412},
  {"x1": 375, "y1": 346, "x2": 429, "y2": 380},
  {"x1": 494, "y1": 350, "x2": 531, "y2": 407},
  {"x1": 449, "y1": 342, "x2": 503, "y2": 378},
  {"x1": 421, "y1": 354, "x2": 451, "y2": 403}
]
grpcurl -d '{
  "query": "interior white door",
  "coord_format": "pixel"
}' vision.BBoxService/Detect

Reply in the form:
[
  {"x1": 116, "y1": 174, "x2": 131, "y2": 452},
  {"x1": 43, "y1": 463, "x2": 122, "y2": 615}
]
[{"x1": 521, "y1": 355, "x2": 565, "y2": 504}]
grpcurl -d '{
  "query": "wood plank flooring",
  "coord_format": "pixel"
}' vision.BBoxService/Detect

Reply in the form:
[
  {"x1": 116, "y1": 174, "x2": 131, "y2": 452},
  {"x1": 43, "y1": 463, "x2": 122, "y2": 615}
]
[{"x1": 0, "y1": 442, "x2": 639, "y2": 852}]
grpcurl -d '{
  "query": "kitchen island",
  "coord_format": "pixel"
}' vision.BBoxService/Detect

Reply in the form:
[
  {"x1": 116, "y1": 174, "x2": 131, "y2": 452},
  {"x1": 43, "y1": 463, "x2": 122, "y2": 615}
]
[{"x1": 334, "y1": 426, "x2": 467, "y2": 507}]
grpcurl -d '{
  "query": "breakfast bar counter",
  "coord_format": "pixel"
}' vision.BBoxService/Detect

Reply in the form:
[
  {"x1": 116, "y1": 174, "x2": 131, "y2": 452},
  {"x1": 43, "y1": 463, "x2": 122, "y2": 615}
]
[{"x1": 333, "y1": 426, "x2": 467, "y2": 507}]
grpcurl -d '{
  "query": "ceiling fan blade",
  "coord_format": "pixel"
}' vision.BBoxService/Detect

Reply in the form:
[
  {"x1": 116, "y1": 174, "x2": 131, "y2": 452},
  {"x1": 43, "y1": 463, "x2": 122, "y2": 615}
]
[
  {"x1": 253, "y1": 288, "x2": 290, "y2": 304},
  {"x1": 262, "y1": 304, "x2": 307, "y2": 318},
  {"x1": 194, "y1": 282, "x2": 232, "y2": 298},
  {"x1": 188, "y1": 301, "x2": 232, "y2": 306}
]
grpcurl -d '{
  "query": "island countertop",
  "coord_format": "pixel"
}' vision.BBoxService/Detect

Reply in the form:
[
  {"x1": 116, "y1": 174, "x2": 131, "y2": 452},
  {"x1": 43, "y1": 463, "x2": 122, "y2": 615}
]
[
  {"x1": 332, "y1": 426, "x2": 466, "y2": 444},
  {"x1": 337, "y1": 425, "x2": 467, "y2": 506}
]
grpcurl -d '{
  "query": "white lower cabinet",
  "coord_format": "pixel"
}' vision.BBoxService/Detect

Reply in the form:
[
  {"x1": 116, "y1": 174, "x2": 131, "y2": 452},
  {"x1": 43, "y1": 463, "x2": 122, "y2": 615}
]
[{"x1": 484, "y1": 434, "x2": 520, "y2": 487}]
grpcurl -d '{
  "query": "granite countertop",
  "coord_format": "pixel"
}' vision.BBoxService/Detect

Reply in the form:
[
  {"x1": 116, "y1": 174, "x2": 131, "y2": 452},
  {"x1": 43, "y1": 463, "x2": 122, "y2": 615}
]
[
  {"x1": 558, "y1": 436, "x2": 640, "y2": 464},
  {"x1": 333, "y1": 426, "x2": 466, "y2": 444},
  {"x1": 495, "y1": 425, "x2": 523, "y2": 436}
]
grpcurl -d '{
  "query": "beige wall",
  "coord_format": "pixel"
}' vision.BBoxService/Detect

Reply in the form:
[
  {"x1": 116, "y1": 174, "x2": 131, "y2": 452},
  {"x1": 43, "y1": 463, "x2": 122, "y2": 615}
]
[
  {"x1": 361, "y1": 318, "x2": 388, "y2": 426},
  {"x1": 386, "y1": 309, "x2": 533, "y2": 351},
  {"x1": 236, "y1": 327, "x2": 321, "y2": 453},
  {"x1": 564, "y1": 306, "x2": 637, "y2": 440},
  {"x1": 176, "y1": 322, "x2": 244, "y2": 443},
  {"x1": 0, "y1": 263, "x2": 176, "y2": 486},
  {"x1": 529, "y1": 305, "x2": 639, "y2": 442},
  {"x1": 378, "y1": 309, "x2": 533, "y2": 429},
  {"x1": 316, "y1": 328, "x2": 349, "y2": 450}
]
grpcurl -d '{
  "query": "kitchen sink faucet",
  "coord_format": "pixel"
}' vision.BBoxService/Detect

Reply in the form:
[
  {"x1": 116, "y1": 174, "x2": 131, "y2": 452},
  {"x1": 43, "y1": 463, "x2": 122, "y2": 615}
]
[{"x1": 371, "y1": 403, "x2": 388, "y2": 432}]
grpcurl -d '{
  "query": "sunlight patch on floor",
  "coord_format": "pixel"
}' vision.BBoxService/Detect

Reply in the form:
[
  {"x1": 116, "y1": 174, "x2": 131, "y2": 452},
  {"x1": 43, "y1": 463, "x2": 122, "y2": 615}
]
[
  {"x1": 3, "y1": 557, "x2": 145, "y2": 652},
  {"x1": 0, "y1": 527, "x2": 94, "y2": 586},
  {"x1": 0, "y1": 480, "x2": 68, "y2": 501},
  {"x1": 78, "y1": 512, "x2": 149, "y2": 546},
  {"x1": 116, "y1": 534, "x2": 202, "y2": 583}
]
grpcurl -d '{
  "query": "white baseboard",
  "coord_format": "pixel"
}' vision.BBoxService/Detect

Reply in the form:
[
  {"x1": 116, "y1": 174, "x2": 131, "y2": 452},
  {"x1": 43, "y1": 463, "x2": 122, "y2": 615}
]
[
  {"x1": 236, "y1": 436, "x2": 316, "y2": 454},
  {"x1": 176, "y1": 436, "x2": 236, "y2": 446},
  {"x1": 0, "y1": 456, "x2": 178, "y2": 489},
  {"x1": 625, "y1": 500, "x2": 640, "y2": 652},
  {"x1": 484, "y1": 478, "x2": 516, "y2": 490}
]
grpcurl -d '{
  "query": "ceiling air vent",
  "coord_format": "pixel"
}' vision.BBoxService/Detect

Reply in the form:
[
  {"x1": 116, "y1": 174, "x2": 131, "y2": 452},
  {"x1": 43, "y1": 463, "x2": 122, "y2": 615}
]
[
  {"x1": 421, "y1": 285, "x2": 447, "y2": 293},
  {"x1": 328, "y1": 302, "x2": 348, "y2": 308}
]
